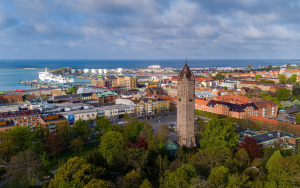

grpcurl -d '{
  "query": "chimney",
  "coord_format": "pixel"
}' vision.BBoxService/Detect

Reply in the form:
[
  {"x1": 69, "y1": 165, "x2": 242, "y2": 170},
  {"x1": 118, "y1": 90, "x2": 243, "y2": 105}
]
[{"x1": 277, "y1": 130, "x2": 281, "y2": 144}]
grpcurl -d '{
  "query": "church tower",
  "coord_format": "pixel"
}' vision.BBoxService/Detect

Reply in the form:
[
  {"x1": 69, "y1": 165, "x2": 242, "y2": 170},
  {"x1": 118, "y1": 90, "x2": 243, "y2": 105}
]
[{"x1": 177, "y1": 61, "x2": 196, "y2": 147}]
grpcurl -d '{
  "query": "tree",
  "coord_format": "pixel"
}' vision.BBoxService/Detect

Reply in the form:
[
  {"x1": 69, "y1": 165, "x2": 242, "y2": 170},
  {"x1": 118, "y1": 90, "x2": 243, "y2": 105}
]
[
  {"x1": 234, "y1": 148, "x2": 250, "y2": 172},
  {"x1": 208, "y1": 166, "x2": 229, "y2": 188},
  {"x1": 189, "y1": 146, "x2": 232, "y2": 177},
  {"x1": 293, "y1": 99, "x2": 300, "y2": 106},
  {"x1": 0, "y1": 132, "x2": 14, "y2": 163},
  {"x1": 281, "y1": 101, "x2": 293, "y2": 108},
  {"x1": 200, "y1": 117, "x2": 239, "y2": 150},
  {"x1": 95, "y1": 116, "x2": 113, "y2": 133},
  {"x1": 238, "y1": 136, "x2": 261, "y2": 160},
  {"x1": 223, "y1": 86, "x2": 228, "y2": 90},
  {"x1": 5, "y1": 149, "x2": 43, "y2": 187},
  {"x1": 295, "y1": 113, "x2": 300, "y2": 124},
  {"x1": 70, "y1": 137, "x2": 84, "y2": 154},
  {"x1": 57, "y1": 121, "x2": 72, "y2": 144},
  {"x1": 160, "y1": 165, "x2": 197, "y2": 188},
  {"x1": 267, "y1": 157, "x2": 300, "y2": 187},
  {"x1": 85, "y1": 150, "x2": 106, "y2": 167},
  {"x1": 157, "y1": 155, "x2": 169, "y2": 177},
  {"x1": 215, "y1": 72, "x2": 225, "y2": 80},
  {"x1": 247, "y1": 64, "x2": 252, "y2": 69},
  {"x1": 40, "y1": 94, "x2": 49, "y2": 101},
  {"x1": 140, "y1": 178, "x2": 153, "y2": 188},
  {"x1": 99, "y1": 131, "x2": 125, "y2": 164},
  {"x1": 276, "y1": 87, "x2": 291, "y2": 101},
  {"x1": 83, "y1": 179, "x2": 114, "y2": 188},
  {"x1": 8, "y1": 126, "x2": 31, "y2": 152},
  {"x1": 255, "y1": 74, "x2": 262, "y2": 79},
  {"x1": 71, "y1": 118, "x2": 90, "y2": 140},
  {"x1": 67, "y1": 86, "x2": 78, "y2": 94},
  {"x1": 292, "y1": 88, "x2": 300, "y2": 96},
  {"x1": 45, "y1": 133, "x2": 65, "y2": 157},
  {"x1": 49, "y1": 157, "x2": 105, "y2": 188},
  {"x1": 118, "y1": 148, "x2": 149, "y2": 170},
  {"x1": 278, "y1": 74, "x2": 287, "y2": 84},
  {"x1": 121, "y1": 169, "x2": 143, "y2": 188},
  {"x1": 266, "y1": 150, "x2": 282, "y2": 172},
  {"x1": 290, "y1": 74, "x2": 297, "y2": 83}
]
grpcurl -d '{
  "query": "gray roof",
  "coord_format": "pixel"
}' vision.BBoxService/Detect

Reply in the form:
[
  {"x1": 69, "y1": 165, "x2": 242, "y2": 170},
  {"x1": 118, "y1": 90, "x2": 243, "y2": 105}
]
[{"x1": 251, "y1": 131, "x2": 298, "y2": 144}]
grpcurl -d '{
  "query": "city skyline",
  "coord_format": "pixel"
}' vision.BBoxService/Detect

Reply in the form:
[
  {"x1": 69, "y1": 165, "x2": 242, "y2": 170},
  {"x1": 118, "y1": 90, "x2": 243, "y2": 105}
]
[{"x1": 0, "y1": 0, "x2": 299, "y2": 59}]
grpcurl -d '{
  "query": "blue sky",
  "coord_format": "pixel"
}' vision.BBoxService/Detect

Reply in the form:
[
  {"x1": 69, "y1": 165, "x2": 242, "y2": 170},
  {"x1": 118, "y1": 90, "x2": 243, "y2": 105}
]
[{"x1": 0, "y1": 0, "x2": 299, "y2": 59}]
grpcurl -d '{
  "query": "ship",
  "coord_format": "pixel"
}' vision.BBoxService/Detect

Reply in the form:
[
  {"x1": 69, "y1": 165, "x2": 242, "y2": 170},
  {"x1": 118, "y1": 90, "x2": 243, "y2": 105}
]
[{"x1": 39, "y1": 68, "x2": 74, "y2": 83}]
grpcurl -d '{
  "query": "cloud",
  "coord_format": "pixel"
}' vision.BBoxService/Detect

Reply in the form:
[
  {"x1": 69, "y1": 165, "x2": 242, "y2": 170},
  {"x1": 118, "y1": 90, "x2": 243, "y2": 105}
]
[{"x1": 0, "y1": 0, "x2": 299, "y2": 59}]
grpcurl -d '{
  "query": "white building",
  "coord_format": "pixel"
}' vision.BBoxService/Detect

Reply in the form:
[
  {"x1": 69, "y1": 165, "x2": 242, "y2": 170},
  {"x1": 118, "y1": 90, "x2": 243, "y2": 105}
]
[
  {"x1": 148, "y1": 65, "x2": 161, "y2": 69},
  {"x1": 83, "y1": 69, "x2": 90, "y2": 73},
  {"x1": 103, "y1": 69, "x2": 108, "y2": 74},
  {"x1": 91, "y1": 69, "x2": 97, "y2": 74},
  {"x1": 71, "y1": 69, "x2": 76, "y2": 74},
  {"x1": 117, "y1": 68, "x2": 123, "y2": 73},
  {"x1": 98, "y1": 69, "x2": 103, "y2": 74}
]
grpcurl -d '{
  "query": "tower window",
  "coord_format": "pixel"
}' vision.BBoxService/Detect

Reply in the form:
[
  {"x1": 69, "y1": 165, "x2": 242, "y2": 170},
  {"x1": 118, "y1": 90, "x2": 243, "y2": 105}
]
[
  {"x1": 189, "y1": 98, "x2": 193, "y2": 102},
  {"x1": 178, "y1": 98, "x2": 181, "y2": 101}
]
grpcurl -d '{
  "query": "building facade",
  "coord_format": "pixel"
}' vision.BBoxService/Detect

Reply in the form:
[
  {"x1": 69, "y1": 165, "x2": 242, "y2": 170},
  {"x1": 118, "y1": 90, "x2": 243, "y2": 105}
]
[{"x1": 177, "y1": 63, "x2": 196, "y2": 147}]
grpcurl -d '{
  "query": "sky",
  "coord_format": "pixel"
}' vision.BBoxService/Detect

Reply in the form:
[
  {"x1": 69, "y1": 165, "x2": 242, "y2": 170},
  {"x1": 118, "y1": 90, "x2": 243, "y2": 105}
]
[{"x1": 0, "y1": 0, "x2": 299, "y2": 59}]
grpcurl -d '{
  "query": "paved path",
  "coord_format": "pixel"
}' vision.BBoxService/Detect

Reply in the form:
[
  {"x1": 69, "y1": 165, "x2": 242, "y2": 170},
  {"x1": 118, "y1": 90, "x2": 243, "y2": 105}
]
[{"x1": 0, "y1": 177, "x2": 13, "y2": 187}]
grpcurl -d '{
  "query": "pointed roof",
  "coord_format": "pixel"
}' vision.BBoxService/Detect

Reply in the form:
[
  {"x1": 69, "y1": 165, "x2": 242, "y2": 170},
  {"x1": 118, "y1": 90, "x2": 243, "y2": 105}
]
[{"x1": 178, "y1": 63, "x2": 193, "y2": 80}]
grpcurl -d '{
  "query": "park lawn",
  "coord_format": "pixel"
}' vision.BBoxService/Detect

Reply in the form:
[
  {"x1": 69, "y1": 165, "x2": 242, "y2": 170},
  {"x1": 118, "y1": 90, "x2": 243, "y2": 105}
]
[{"x1": 47, "y1": 141, "x2": 100, "y2": 170}]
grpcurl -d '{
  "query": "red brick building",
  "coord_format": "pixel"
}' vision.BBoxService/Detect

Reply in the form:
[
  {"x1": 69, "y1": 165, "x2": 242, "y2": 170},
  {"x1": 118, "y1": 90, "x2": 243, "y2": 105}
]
[
  {"x1": 39, "y1": 114, "x2": 68, "y2": 133},
  {"x1": 0, "y1": 110, "x2": 41, "y2": 127}
]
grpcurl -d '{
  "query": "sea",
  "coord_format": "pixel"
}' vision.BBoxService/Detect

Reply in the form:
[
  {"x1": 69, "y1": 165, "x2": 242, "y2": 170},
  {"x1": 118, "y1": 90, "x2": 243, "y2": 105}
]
[{"x1": 0, "y1": 59, "x2": 298, "y2": 91}]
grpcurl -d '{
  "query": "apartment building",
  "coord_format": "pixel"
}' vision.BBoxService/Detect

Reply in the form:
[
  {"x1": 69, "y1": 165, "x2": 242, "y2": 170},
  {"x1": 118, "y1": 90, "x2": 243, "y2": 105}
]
[
  {"x1": 91, "y1": 91, "x2": 118, "y2": 104},
  {"x1": 39, "y1": 114, "x2": 68, "y2": 133},
  {"x1": 0, "y1": 119, "x2": 15, "y2": 132},
  {"x1": 195, "y1": 94, "x2": 278, "y2": 119},
  {"x1": 0, "y1": 110, "x2": 41, "y2": 127}
]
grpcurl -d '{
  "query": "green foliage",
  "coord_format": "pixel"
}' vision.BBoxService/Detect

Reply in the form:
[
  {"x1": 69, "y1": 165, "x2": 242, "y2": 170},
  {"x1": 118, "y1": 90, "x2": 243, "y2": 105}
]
[
  {"x1": 223, "y1": 86, "x2": 228, "y2": 90},
  {"x1": 281, "y1": 101, "x2": 293, "y2": 108},
  {"x1": 278, "y1": 74, "x2": 287, "y2": 84},
  {"x1": 99, "y1": 131, "x2": 125, "y2": 164},
  {"x1": 71, "y1": 118, "x2": 90, "y2": 139},
  {"x1": 189, "y1": 146, "x2": 232, "y2": 177},
  {"x1": 70, "y1": 137, "x2": 84, "y2": 154},
  {"x1": 293, "y1": 99, "x2": 300, "y2": 106},
  {"x1": 200, "y1": 117, "x2": 239, "y2": 150},
  {"x1": 121, "y1": 168, "x2": 143, "y2": 188},
  {"x1": 49, "y1": 156, "x2": 106, "y2": 188},
  {"x1": 160, "y1": 165, "x2": 197, "y2": 188},
  {"x1": 292, "y1": 88, "x2": 300, "y2": 96},
  {"x1": 276, "y1": 87, "x2": 291, "y2": 101},
  {"x1": 290, "y1": 74, "x2": 297, "y2": 83},
  {"x1": 266, "y1": 150, "x2": 282, "y2": 172},
  {"x1": 234, "y1": 148, "x2": 250, "y2": 172},
  {"x1": 267, "y1": 157, "x2": 300, "y2": 187},
  {"x1": 255, "y1": 74, "x2": 262, "y2": 79},
  {"x1": 8, "y1": 126, "x2": 31, "y2": 152},
  {"x1": 83, "y1": 179, "x2": 114, "y2": 188},
  {"x1": 215, "y1": 72, "x2": 226, "y2": 80},
  {"x1": 67, "y1": 86, "x2": 79, "y2": 94},
  {"x1": 95, "y1": 116, "x2": 113, "y2": 133},
  {"x1": 208, "y1": 166, "x2": 229, "y2": 188},
  {"x1": 5, "y1": 149, "x2": 43, "y2": 187},
  {"x1": 259, "y1": 79, "x2": 275, "y2": 84},
  {"x1": 118, "y1": 148, "x2": 150, "y2": 170},
  {"x1": 296, "y1": 113, "x2": 300, "y2": 124},
  {"x1": 140, "y1": 178, "x2": 153, "y2": 188}
]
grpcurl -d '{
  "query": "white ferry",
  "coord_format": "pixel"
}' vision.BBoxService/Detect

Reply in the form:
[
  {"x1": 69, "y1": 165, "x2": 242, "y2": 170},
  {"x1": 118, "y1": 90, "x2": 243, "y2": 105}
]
[{"x1": 39, "y1": 68, "x2": 74, "y2": 83}]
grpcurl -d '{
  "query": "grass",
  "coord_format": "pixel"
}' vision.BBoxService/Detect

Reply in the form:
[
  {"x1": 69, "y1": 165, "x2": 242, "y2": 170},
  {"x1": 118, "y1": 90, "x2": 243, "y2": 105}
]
[{"x1": 47, "y1": 141, "x2": 100, "y2": 170}]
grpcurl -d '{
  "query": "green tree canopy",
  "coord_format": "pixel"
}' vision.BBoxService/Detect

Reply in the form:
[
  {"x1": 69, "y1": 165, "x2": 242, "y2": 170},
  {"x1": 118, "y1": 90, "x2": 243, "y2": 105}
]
[
  {"x1": 49, "y1": 157, "x2": 106, "y2": 188},
  {"x1": 255, "y1": 74, "x2": 262, "y2": 79},
  {"x1": 99, "y1": 131, "x2": 125, "y2": 164},
  {"x1": 160, "y1": 165, "x2": 197, "y2": 188},
  {"x1": 266, "y1": 150, "x2": 282, "y2": 172},
  {"x1": 95, "y1": 116, "x2": 113, "y2": 133},
  {"x1": 208, "y1": 166, "x2": 229, "y2": 188},
  {"x1": 278, "y1": 74, "x2": 287, "y2": 84},
  {"x1": 290, "y1": 74, "x2": 297, "y2": 83},
  {"x1": 71, "y1": 118, "x2": 90, "y2": 139},
  {"x1": 292, "y1": 88, "x2": 300, "y2": 96},
  {"x1": 200, "y1": 117, "x2": 239, "y2": 150},
  {"x1": 276, "y1": 87, "x2": 291, "y2": 101},
  {"x1": 215, "y1": 72, "x2": 226, "y2": 80}
]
